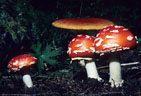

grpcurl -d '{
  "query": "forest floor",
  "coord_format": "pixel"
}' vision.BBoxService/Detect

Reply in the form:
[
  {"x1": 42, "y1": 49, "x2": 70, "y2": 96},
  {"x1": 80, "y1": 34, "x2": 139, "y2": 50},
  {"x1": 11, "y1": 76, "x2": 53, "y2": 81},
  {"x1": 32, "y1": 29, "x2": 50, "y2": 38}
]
[{"x1": 0, "y1": 51, "x2": 141, "y2": 96}]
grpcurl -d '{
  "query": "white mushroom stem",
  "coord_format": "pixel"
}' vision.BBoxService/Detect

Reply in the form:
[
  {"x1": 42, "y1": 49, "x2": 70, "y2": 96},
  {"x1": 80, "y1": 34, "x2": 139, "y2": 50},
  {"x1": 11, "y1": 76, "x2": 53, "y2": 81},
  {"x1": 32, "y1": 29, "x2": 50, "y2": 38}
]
[
  {"x1": 84, "y1": 60, "x2": 102, "y2": 81},
  {"x1": 23, "y1": 74, "x2": 33, "y2": 88},
  {"x1": 109, "y1": 60, "x2": 124, "y2": 87}
]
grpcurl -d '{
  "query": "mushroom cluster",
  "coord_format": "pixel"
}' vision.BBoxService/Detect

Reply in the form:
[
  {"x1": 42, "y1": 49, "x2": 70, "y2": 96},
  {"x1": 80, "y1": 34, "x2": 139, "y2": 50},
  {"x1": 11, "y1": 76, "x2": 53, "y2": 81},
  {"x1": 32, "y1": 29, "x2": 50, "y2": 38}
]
[
  {"x1": 8, "y1": 54, "x2": 37, "y2": 88},
  {"x1": 52, "y1": 18, "x2": 138, "y2": 88},
  {"x1": 52, "y1": 17, "x2": 114, "y2": 82}
]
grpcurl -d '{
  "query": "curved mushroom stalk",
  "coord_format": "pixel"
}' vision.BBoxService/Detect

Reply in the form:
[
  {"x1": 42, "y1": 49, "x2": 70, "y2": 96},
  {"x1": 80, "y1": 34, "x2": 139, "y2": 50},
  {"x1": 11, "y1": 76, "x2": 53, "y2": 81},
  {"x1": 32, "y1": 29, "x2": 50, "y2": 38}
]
[
  {"x1": 23, "y1": 74, "x2": 33, "y2": 88},
  {"x1": 109, "y1": 61, "x2": 124, "y2": 87},
  {"x1": 80, "y1": 60, "x2": 102, "y2": 81}
]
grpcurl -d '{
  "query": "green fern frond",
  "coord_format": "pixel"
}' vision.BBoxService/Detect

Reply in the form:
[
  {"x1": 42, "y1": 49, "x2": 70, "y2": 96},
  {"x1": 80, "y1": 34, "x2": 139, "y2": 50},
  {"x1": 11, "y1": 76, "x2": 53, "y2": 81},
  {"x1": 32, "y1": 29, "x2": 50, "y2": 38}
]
[
  {"x1": 38, "y1": 57, "x2": 44, "y2": 73},
  {"x1": 43, "y1": 44, "x2": 60, "y2": 57},
  {"x1": 30, "y1": 42, "x2": 60, "y2": 73},
  {"x1": 45, "y1": 57, "x2": 58, "y2": 65},
  {"x1": 42, "y1": 44, "x2": 52, "y2": 54},
  {"x1": 42, "y1": 44, "x2": 60, "y2": 65},
  {"x1": 31, "y1": 41, "x2": 42, "y2": 55}
]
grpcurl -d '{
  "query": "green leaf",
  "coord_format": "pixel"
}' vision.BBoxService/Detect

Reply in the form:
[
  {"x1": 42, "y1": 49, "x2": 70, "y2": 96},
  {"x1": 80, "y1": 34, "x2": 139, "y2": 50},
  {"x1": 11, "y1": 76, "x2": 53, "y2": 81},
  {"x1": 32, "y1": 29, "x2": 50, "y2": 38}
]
[
  {"x1": 30, "y1": 42, "x2": 61, "y2": 73},
  {"x1": 41, "y1": 44, "x2": 60, "y2": 65},
  {"x1": 31, "y1": 41, "x2": 42, "y2": 55},
  {"x1": 42, "y1": 44, "x2": 52, "y2": 54},
  {"x1": 44, "y1": 58, "x2": 58, "y2": 66},
  {"x1": 43, "y1": 44, "x2": 60, "y2": 57},
  {"x1": 38, "y1": 57, "x2": 44, "y2": 73}
]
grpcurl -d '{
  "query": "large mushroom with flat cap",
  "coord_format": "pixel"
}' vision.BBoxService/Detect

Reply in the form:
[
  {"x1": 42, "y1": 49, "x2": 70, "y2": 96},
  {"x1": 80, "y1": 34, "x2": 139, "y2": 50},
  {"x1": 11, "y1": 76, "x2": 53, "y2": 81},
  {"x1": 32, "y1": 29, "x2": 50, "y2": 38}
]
[
  {"x1": 68, "y1": 34, "x2": 102, "y2": 81},
  {"x1": 52, "y1": 17, "x2": 114, "y2": 31},
  {"x1": 94, "y1": 25, "x2": 138, "y2": 87},
  {"x1": 8, "y1": 54, "x2": 37, "y2": 88}
]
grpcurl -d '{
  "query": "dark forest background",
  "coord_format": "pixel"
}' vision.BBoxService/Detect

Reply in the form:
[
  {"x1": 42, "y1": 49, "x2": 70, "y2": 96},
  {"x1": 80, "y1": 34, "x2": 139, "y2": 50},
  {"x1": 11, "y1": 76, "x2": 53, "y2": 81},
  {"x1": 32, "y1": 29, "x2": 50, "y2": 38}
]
[{"x1": 0, "y1": 0, "x2": 141, "y2": 95}]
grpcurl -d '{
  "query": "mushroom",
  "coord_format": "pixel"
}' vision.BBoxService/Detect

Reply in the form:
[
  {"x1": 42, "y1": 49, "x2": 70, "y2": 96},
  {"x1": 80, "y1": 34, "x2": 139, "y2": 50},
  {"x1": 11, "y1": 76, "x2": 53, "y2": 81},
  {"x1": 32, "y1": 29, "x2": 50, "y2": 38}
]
[
  {"x1": 52, "y1": 17, "x2": 114, "y2": 31},
  {"x1": 68, "y1": 34, "x2": 102, "y2": 81},
  {"x1": 8, "y1": 54, "x2": 37, "y2": 88},
  {"x1": 94, "y1": 25, "x2": 138, "y2": 87}
]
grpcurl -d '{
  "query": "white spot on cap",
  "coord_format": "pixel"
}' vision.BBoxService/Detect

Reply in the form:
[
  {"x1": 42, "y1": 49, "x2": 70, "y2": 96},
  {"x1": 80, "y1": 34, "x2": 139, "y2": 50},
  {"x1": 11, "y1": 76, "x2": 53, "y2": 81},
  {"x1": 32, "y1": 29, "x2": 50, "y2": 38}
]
[
  {"x1": 19, "y1": 64, "x2": 25, "y2": 68},
  {"x1": 127, "y1": 35, "x2": 133, "y2": 41},
  {"x1": 77, "y1": 35, "x2": 82, "y2": 37},
  {"x1": 114, "y1": 25, "x2": 123, "y2": 28},
  {"x1": 123, "y1": 28, "x2": 128, "y2": 31},
  {"x1": 90, "y1": 47, "x2": 95, "y2": 52},
  {"x1": 19, "y1": 61, "x2": 25, "y2": 65},
  {"x1": 13, "y1": 60, "x2": 19, "y2": 65},
  {"x1": 110, "y1": 30, "x2": 119, "y2": 33},
  {"x1": 30, "y1": 61, "x2": 35, "y2": 65},
  {"x1": 135, "y1": 36, "x2": 138, "y2": 44},
  {"x1": 67, "y1": 47, "x2": 71, "y2": 54},
  {"x1": 75, "y1": 43, "x2": 83, "y2": 47},
  {"x1": 75, "y1": 39, "x2": 80, "y2": 42},
  {"x1": 85, "y1": 35, "x2": 90, "y2": 39},
  {"x1": 33, "y1": 57, "x2": 37, "y2": 60},
  {"x1": 73, "y1": 49, "x2": 89, "y2": 54},
  {"x1": 103, "y1": 44, "x2": 119, "y2": 49},
  {"x1": 123, "y1": 47, "x2": 130, "y2": 50},
  {"x1": 135, "y1": 36, "x2": 138, "y2": 40},
  {"x1": 96, "y1": 33, "x2": 99, "y2": 37},
  {"x1": 95, "y1": 38, "x2": 103, "y2": 47},
  {"x1": 117, "y1": 48, "x2": 123, "y2": 51},
  {"x1": 72, "y1": 38, "x2": 75, "y2": 42},
  {"x1": 103, "y1": 28, "x2": 110, "y2": 32},
  {"x1": 8, "y1": 64, "x2": 11, "y2": 68},
  {"x1": 105, "y1": 35, "x2": 116, "y2": 39},
  {"x1": 103, "y1": 29, "x2": 107, "y2": 32}
]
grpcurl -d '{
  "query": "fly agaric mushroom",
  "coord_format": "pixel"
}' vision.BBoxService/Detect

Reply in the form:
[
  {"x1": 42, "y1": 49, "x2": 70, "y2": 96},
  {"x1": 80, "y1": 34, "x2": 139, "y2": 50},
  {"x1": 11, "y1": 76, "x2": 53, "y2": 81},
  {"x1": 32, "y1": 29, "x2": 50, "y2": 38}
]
[
  {"x1": 52, "y1": 17, "x2": 114, "y2": 83},
  {"x1": 94, "y1": 25, "x2": 138, "y2": 87},
  {"x1": 8, "y1": 54, "x2": 37, "y2": 88},
  {"x1": 52, "y1": 17, "x2": 114, "y2": 31},
  {"x1": 68, "y1": 35, "x2": 102, "y2": 81}
]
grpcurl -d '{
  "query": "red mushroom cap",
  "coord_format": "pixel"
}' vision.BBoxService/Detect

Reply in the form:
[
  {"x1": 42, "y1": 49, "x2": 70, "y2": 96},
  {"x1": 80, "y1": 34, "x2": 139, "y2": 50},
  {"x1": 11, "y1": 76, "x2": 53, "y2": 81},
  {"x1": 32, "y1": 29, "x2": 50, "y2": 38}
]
[
  {"x1": 68, "y1": 35, "x2": 95, "y2": 59},
  {"x1": 8, "y1": 54, "x2": 37, "y2": 72},
  {"x1": 94, "y1": 25, "x2": 138, "y2": 55}
]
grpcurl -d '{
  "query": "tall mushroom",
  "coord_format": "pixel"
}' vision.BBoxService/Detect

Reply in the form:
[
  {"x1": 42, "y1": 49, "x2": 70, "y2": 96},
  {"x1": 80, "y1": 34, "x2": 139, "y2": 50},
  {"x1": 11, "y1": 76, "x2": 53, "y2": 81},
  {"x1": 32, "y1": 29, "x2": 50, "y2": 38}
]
[
  {"x1": 8, "y1": 54, "x2": 37, "y2": 88},
  {"x1": 94, "y1": 25, "x2": 138, "y2": 87},
  {"x1": 68, "y1": 34, "x2": 102, "y2": 81}
]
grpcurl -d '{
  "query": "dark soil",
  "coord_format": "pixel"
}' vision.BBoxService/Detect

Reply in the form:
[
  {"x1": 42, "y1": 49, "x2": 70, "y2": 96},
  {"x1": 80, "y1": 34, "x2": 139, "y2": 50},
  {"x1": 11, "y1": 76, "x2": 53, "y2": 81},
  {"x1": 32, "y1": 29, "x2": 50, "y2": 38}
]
[
  {"x1": 0, "y1": 51, "x2": 141, "y2": 96},
  {"x1": 0, "y1": 69, "x2": 140, "y2": 96}
]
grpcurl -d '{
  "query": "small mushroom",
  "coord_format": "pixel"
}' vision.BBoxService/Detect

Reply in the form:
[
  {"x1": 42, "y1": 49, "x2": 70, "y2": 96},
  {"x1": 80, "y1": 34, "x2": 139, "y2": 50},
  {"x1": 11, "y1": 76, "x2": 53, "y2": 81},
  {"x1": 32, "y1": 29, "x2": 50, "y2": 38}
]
[
  {"x1": 94, "y1": 25, "x2": 138, "y2": 87},
  {"x1": 68, "y1": 35, "x2": 102, "y2": 81},
  {"x1": 8, "y1": 54, "x2": 37, "y2": 88}
]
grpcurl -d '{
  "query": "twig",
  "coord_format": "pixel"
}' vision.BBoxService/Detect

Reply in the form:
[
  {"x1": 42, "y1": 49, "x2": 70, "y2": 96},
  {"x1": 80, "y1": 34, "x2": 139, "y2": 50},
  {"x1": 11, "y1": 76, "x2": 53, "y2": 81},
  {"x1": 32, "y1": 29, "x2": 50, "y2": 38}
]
[
  {"x1": 97, "y1": 62, "x2": 140, "y2": 70},
  {"x1": 79, "y1": 87, "x2": 91, "y2": 95},
  {"x1": 121, "y1": 62, "x2": 140, "y2": 66},
  {"x1": 79, "y1": 0, "x2": 83, "y2": 16}
]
